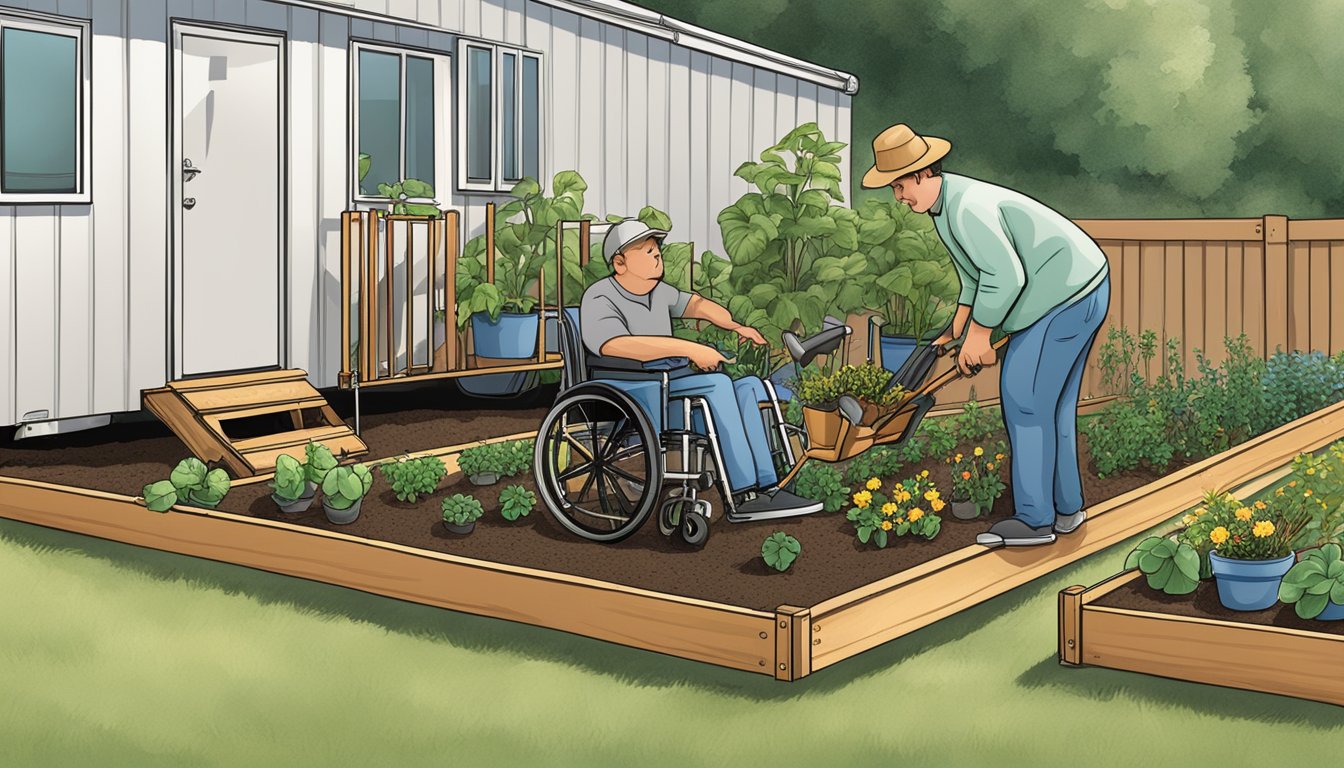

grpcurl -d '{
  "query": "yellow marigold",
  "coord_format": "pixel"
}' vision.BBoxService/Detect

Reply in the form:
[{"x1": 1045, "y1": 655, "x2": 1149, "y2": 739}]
[
  {"x1": 955, "y1": 453, "x2": 963, "y2": 462},
  {"x1": 986, "y1": 463, "x2": 995, "y2": 471},
  {"x1": 1182, "y1": 515, "x2": 1197, "y2": 526},
  {"x1": 896, "y1": 517, "x2": 906, "y2": 525},
  {"x1": 1210, "y1": 526, "x2": 1230, "y2": 545},
  {"x1": 974, "y1": 447, "x2": 984, "y2": 457},
  {"x1": 1254, "y1": 500, "x2": 1268, "y2": 511},
  {"x1": 924, "y1": 490, "x2": 940, "y2": 501},
  {"x1": 996, "y1": 453, "x2": 1005, "y2": 460},
  {"x1": 1235, "y1": 507, "x2": 1253, "y2": 522},
  {"x1": 1307, "y1": 468, "x2": 1316, "y2": 475},
  {"x1": 881, "y1": 521, "x2": 893, "y2": 531},
  {"x1": 1288, "y1": 480, "x2": 1298, "y2": 488},
  {"x1": 1276, "y1": 488, "x2": 1285, "y2": 497},
  {"x1": 895, "y1": 490, "x2": 912, "y2": 503},
  {"x1": 1195, "y1": 507, "x2": 1207, "y2": 517},
  {"x1": 866, "y1": 477, "x2": 882, "y2": 491},
  {"x1": 909, "y1": 509, "x2": 924, "y2": 522},
  {"x1": 931, "y1": 498, "x2": 946, "y2": 512},
  {"x1": 882, "y1": 502, "x2": 898, "y2": 516},
  {"x1": 920, "y1": 470, "x2": 929, "y2": 478},
  {"x1": 1305, "y1": 489, "x2": 1314, "y2": 497},
  {"x1": 1253, "y1": 520, "x2": 1275, "y2": 538},
  {"x1": 853, "y1": 490, "x2": 872, "y2": 508}
]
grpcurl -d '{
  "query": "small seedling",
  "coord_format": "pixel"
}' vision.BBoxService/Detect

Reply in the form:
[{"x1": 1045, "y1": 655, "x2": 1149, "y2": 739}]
[
  {"x1": 442, "y1": 493, "x2": 485, "y2": 526},
  {"x1": 761, "y1": 532, "x2": 801, "y2": 572},
  {"x1": 499, "y1": 484, "x2": 537, "y2": 522}
]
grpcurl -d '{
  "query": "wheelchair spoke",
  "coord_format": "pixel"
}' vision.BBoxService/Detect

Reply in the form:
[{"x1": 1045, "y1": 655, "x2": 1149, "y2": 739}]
[
  {"x1": 574, "y1": 468, "x2": 597, "y2": 505},
  {"x1": 605, "y1": 463, "x2": 644, "y2": 487},
  {"x1": 556, "y1": 461, "x2": 594, "y2": 483},
  {"x1": 560, "y1": 431, "x2": 595, "y2": 462},
  {"x1": 598, "y1": 416, "x2": 629, "y2": 461}
]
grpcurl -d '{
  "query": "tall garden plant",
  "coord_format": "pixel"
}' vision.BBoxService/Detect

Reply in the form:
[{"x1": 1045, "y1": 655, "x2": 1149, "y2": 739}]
[{"x1": 855, "y1": 199, "x2": 959, "y2": 342}]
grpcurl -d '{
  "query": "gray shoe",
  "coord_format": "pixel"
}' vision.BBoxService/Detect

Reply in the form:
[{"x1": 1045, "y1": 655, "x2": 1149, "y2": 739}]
[
  {"x1": 728, "y1": 488, "x2": 823, "y2": 522},
  {"x1": 976, "y1": 518, "x2": 1057, "y2": 547},
  {"x1": 1054, "y1": 509, "x2": 1087, "y2": 534}
]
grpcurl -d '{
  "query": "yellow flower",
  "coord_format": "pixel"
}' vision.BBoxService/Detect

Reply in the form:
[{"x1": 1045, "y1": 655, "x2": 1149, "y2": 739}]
[
  {"x1": 920, "y1": 470, "x2": 929, "y2": 478},
  {"x1": 1253, "y1": 520, "x2": 1275, "y2": 538},
  {"x1": 924, "y1": 490, "x2": 940, "y2": 501},
  {"x1": 882, "y1": 502, "x2": 898, "y2": 516},
  {"x1": 1254, "y1": 500, "x2": 1267, "y2": 511},
  {"x1": 1194, "y1": 507, "x2": 1207, "y2": 517},
  {"x1": 1276, "y1": 488, "x2": 1285, "y2": 497},
  {"x1": 1307, "y1": 468, "x2": 1316, "y2": 475},
  {"x1": 974, "y1": 447, "x2": 984, "y2": 457},
  {"x1": 896, "y1": 517, "x2": 906, "y2": 525},
  {"x1": 955, "y1": 453, "x2": 963, "y2": 462},
  {"x1": 866, "y1": 477, "x2": 882, "y2": 491},
  {"x1": 986, "y1": 463, "x2": 995, "y2": 470},
  {"x1": 996, "y1": 453, "x2": 1005, "y2": 460},
  {"x1": 1305, "y1": 489, "x2": 1314, "y2": 497},
  {"x1": 1235, "y1": 507, "x2": 1253, "y2": 522},
  {"x1": 853, "y1": 490, "x2": 872, "y2": 509},
  {"x1": 881, "y1": 521, "x2": 893, "y2": 531},
  {"x1": 1288, "y1": 480, "x2": 1298, "y2": 488},
  {"x1": 1210, "y1": 527, "x2": 1229, "y2": 545},
  {"x1": 896, "y1": 490, "x2": 912, "y2": 503},
  {"x1": 931, "y1": 498, "x2": 946, "y2": 512},
  {"x1": 909, "y1": 509, "x2": 924, "y2": 522},
  {"x1": 1182, "y1": 514, "x2": 1197, "y2": 526}
]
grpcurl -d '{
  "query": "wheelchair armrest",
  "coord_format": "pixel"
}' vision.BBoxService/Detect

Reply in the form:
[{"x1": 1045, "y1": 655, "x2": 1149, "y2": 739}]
[{"x1": 586, "y1": 354, "x2": 691, "y2": 375}]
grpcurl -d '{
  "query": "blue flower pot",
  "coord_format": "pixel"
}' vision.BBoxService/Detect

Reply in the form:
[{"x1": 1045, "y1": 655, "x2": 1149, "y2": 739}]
[
  {"x1": 1316, "y1": 600, "x2": 1344, "y2": 621},
  {"x1": 471, "y1": 312, "x2": 539, "y2": 359},
  {"x1": 1209, "y1": 550, "x2": 1295, "y2": 612},
  {"x1": 879, "y1": 336, "x2": 919, "y2": 375}
]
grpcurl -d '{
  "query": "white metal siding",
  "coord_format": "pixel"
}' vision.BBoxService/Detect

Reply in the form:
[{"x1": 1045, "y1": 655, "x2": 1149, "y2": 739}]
[{"x1": 0, "y1": 0, "x2": 852, "y2": 426}]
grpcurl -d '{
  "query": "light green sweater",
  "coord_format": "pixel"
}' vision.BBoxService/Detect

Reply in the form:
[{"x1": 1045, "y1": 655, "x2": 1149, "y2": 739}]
[{"x1": 930, "y1": 173, "x2": 1108, "y2": 333}]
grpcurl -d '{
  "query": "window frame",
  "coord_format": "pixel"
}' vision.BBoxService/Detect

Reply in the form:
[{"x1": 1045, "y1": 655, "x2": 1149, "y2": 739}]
[
  {"x1": 0, "y1": 11, "x2": 91, "y2": 205},
  {"x1": 456, "y1": 39, "x2": 543, "y2": 194},
  {"x1": 349, "y1": 40, "x2": 451, "y2": 207}
]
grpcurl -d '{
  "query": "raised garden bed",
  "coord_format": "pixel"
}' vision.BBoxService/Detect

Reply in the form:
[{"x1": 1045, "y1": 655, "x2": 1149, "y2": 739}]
[
  {"x1": 1060, "y1": 570, "x2": 1344, "y2": 707},
  {"x1": 5, "y1": 400, "x2": 1344, "y2": 679}
]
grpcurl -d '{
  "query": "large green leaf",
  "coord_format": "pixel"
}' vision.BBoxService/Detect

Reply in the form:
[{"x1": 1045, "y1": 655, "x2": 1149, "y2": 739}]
[
  {"x1": 1173, "y1": 544, "x2": 1202, "y2": 582},
  {"x1": 143, "y1": 481, "x2": 178, "y2": 513},
  {"x1": 780, "y1": 215, "x2": 836, "y2": 240},
  {"x1": 637, "y1": 205, "x2": 674, "y2": 232},
  {"x1": 170, "y1": 458, "x2": 207, "y2": 493},
  {"x1": 401, "y1": 178, "x2": 434, "y2": 198},
  {"x1": 1296, "y1": 592, "x2": 1330, "y2": 620},
  {"x1": 551, "y1": 170, "x2": 586, "y2": 198}
]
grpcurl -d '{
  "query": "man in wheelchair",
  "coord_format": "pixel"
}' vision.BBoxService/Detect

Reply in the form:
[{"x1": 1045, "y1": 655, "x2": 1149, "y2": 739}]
[{"x1": 580, "y1": 219, "x2": 822, "y2": 520}]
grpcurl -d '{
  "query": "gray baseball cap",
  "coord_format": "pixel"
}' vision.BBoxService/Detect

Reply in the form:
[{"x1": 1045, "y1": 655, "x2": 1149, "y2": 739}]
[{"x1": 601, "y1": 219, "x2": 669, "y2": 264}]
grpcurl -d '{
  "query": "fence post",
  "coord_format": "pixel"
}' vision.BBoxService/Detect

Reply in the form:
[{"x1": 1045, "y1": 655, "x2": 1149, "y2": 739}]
[{"x1": 1262, "y1": 214, "x2": 1289, "y2": 355}]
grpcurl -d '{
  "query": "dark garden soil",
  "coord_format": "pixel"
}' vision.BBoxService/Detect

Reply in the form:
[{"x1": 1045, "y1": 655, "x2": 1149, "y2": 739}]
[
  {"x1": 0, "y1": 380, "x2": 555, "y2": 497},
  {"x1": 1095, "y1": 574, "x2": 1344, "y2": 636}
]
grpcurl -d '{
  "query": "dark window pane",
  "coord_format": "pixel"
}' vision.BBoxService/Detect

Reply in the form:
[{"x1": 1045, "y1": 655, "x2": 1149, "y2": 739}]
[
  {"x1": 500, "y1": 52, "x2": 517, "y2": 182},
  {"x1": 522, "y1": 56, "x2": 539, "y2": 181},
  {"x1": 3, "y1": 28, "x2": 78, "y2": 193},
  {"x1": 405, "y1": 56, "x2": 434, "y2": 192},
  {"x1": 466, "y1": 47, "x2": 492, "y2": 182},
  {"x1": 357, "y1": 49, "x2": 400, "y2": 195}
]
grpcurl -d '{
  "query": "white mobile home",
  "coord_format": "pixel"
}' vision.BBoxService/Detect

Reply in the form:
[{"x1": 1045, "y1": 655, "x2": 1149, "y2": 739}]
[{"x1": 0, "y1": 0, "x2": 856, "y2": 433}]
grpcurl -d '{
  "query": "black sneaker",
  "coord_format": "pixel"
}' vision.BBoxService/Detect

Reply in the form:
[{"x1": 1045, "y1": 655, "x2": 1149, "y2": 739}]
[
  {"x1": 727, "y1": 488, "x2": 823, "y2": 522},
  {"x1": 975, "y1": 518, "x2": 1057, "y2": 547}
]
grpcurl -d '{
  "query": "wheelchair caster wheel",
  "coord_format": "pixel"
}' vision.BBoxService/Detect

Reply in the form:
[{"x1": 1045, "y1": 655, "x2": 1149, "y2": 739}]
[{"x1": 680, "y1": 510, "x2": 709, "y2": 547}]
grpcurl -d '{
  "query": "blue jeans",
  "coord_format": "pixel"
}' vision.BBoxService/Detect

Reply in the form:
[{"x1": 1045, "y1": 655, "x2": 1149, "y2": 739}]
[
  {"x1": 1000, "y1": 275, "x2": 1110, "y2": 528},
  {"x1": 666, "y1": 373, "x2": 778, "y2": 493}
]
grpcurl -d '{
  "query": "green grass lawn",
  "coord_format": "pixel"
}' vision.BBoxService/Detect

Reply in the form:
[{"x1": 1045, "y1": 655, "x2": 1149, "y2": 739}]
[{"x1": 2, "y1": 515, "x2": 1341, "y2": 767}]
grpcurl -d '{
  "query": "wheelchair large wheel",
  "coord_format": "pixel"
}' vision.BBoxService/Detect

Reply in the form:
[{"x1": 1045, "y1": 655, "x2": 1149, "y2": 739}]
[{"x1": 535, "y1": 384, "x2": 663, "y2": 542}]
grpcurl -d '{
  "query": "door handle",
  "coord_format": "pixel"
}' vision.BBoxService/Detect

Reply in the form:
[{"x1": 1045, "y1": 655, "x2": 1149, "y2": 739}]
[
  {"x1": 183, "y1": 158, "x2": 203, "y2": 182},
  {"x1": 183, "y1": 197, "x2": 197, "y2": 210}
]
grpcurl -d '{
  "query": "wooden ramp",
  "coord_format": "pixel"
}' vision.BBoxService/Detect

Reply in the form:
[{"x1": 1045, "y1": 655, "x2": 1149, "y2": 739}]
[{"x1": 142, "y1": 370, "x2": 367, "y2": 477}]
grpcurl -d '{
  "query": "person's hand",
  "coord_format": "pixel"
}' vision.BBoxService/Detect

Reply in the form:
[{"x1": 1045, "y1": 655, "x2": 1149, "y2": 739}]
[
  {"x1": 957, "y1": 334, "x2": 998, "y2": 377},
  {"x1": 689, "y1": 344, "x2": 728, "y2": 371},
  {"x1": 931, "y1": 333, "x2": 956, "y2": 356},
  {"x1": 735, "y1": 325, "x2": 767, "y2": 346}
]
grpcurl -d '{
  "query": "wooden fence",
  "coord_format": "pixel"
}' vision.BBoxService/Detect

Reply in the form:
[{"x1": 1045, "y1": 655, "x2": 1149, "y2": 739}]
[{"x1": 928, "y1": 215, "x2": 1344, "y2": 407}]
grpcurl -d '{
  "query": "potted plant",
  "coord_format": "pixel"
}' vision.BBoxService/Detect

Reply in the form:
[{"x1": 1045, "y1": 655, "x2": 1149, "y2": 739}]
[
  {"x1": 379, "y1": 455, "x2": 447, "y2": 503},
  {"x1": 458, "y1": 443, "x2": 503, "y2": 486},
  {"x1": 1182, "y1": 487, "x2": 1311, "y2": 611},
  {"x1": 791, "y1": 362, "x2": 909, "y2": 451},
  {"x1": 845, "y1": 471, "x2": 944, "y2": 548},
  {"x1": 947, "y1": 444, "x2": 1007, "y2": 520},
  {"x1": 270, "y1": 453, "x2": 316, "y2": 513},
  {"x1": 442, "y1": 493, "x2": 484, "y2": 534},
  {"x1": 761, "y1": 531, "x2": 801, "y2": 572},
  {"x1": 1278, "y1": 544, "x2": 1344, "y2": 620},
  {"x1": 499, "y1": 484, "x2": 536, "y2": 522},
  {"x1": 321, "y1": 463, "x2": 373, "y2": 525},
  {"x1": 305, "y1": 441, "x2": 339, "y2": 495}
]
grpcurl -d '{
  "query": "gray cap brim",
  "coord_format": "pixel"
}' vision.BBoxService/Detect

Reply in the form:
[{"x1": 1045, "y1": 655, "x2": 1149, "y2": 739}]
[{"x1": 602, "y1": 220, "x2": 669, "y2": 264}]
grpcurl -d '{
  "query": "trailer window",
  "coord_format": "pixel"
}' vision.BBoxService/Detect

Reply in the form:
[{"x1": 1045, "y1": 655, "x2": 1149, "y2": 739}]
[
  {"x1": 352, "y1": 42, "x2": 448, "y2": 206},
  {"x1": 458, "y1": 41, "x2": 543, "y2": 193},
  {"x1": 0, "y1": 12, "x2": 89, "y2": 203}
]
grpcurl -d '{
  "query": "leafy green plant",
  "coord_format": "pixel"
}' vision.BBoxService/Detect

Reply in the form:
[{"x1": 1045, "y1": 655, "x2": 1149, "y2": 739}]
[
  {"x1": 1278, "y1": 544, "x2": 1344, "y2": 619},
  {"x1": 1290, "y1": 446, "x2": 1344, "y2": 548},
  {"x1": 168, "y1": 457, "x2": 230, "y2": 509},
  {"x1": 916, "y1": 418, "x2": 958, "y2": 464},
  {"x1": 141, "y1": 480, "x2": 179, "y2": 513},
  {"x1": 951, "y1": 400, "x2": 1001, "y2": 445},
  {"x1": 499, "y1": 485, "x2": 537, "y2": 522},
  {"x1": 717, "y1": 122, "x2": 865, "y2": 350},
  {"x1": 321, "y1": 464, "x2": 374, "y2": 511},
  {"x1": 761, "y1": 532, "x2": 801, "y2": 572},
  {"x1": 305, "y1": 442, "x2": 339, "y2": 486},
  {"x1": 271, "y1": 454, "x2": 309, "y2": 503},
  {"x1": 500, "y1": 440, "x2": 535, "y2": 477},
  {"x1": 442, "y1": 493, "x2": 485, "y2": 526},
  {"x1": 1125, "y1": 536, "x2": 1201, "y2": 595},
  {"x1": 843, "y1": 446, "x2": 905, "y2": 487},
  {"x1": 458, "y1": 443, "x2": 504, "y2": 481},
  {"x1": 846, "y1": 472, "x2": 944, "y2": 547},
  {"x1": 375, "y1": 178, "x2": 439, "y2": 216},
  {"x1": 947, "y1": 443, "x2": 1008, "y2": 515},
  {"x1": 794, "y1": 463, "x2": 849, "y2": 513},
  {"x1": 457, "y1": 172, "x2": 588, "y2": 325},
  {"x1": 855, "y1": 198, "x2": 958, "y2": 341},
  {"x1": 379, "y1": 456, "x2": 447, "y2": 503},
  {"x1": 792, "y1": 363, "x2": 907, "y2": 413}
]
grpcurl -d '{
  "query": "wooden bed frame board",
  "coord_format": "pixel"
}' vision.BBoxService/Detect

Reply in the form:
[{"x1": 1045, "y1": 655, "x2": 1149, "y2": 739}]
[
  {"x1": 1059, "y1": 570, "x2": 1344, "y2": 707},
  {"x1": 3, "y1": 400, "x2": 1343, "y2": 681}
]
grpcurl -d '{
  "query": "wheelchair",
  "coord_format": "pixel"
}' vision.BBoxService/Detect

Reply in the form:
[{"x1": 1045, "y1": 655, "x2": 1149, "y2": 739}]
[{"x1": 533, "y1": 309, "x2": 811, "y2": 546}]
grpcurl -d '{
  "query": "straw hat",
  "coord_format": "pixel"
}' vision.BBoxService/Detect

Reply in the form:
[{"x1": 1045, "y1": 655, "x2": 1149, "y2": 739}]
[{"x1": 861, "y1": 124, "x2": 952, "y2": 189}]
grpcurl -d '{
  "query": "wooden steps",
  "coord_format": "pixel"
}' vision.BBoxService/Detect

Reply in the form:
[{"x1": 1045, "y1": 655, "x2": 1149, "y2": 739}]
[{"x1": 142, "y1": 370, "x2": 367, "y2": 477}]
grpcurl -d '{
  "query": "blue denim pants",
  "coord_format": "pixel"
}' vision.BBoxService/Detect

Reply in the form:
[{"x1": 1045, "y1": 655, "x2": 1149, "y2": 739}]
[{"x1": 1000, "y1": 275, "x2": 1110, "y2": 528}]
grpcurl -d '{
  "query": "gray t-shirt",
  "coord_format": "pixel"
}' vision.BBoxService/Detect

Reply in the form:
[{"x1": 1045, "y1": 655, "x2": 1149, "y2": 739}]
[{"x1": 580, "y1": 277, "x2": 693, "y2": 357}]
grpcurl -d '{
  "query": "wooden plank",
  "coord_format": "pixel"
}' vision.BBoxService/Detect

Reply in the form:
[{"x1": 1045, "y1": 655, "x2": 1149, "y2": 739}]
[
  {"x1": 169, "y1": 369, "x2": 307, "y2": 390},
  {"x1": 231, "y1": 425, "x2": 351, "y2": 454},
  {"x1": 1058, "y1": 585, "x2": 1086, "y2": 666},
  {"x1": 1203, "y1": 242, "x2": 1227, "y2": 366},
  {"x1": 1226, "y1": 241, "x2": 1244, "y2": 356},
  {"x1": 141, "y1": 388, "x2": 231, "y2": 468},
  {"x1": 1288, "y1": 218, "x2": 1344, "y2": 241},
  {"x1": 1309, "y1": 241, "x2": 1330, "y2": 353},
  {"x1": 341, "y1": 213, "x2": 353, "y2": 382},
  {"x1": 0, "y1": 478, "x2": 778, "y2": 676},
  {"x1": 808, "y1": 399, "x2": 1344, "y2": 671},
  {"x1": 1242, "y1": 240, "x2": 1267, "y2": 358},
  {"x1": 179, "y1": 379, "x2": 326, "y2": 413},
  {"x1": 353, "y1": 359, "x2": 562, "y2": 387},
  {"x1": 1333, "y1": 242, "x2": 1344, "y2": 355},
  {"x1": 1263, "y1": 215, "x2": 1290, "y2": 354},
  {"x1": 1076, "y1": 219, "x2": 1262, "y2": 242},
  {"x1": 774, "y1": 605, "x2": 810, "y2": 681},
  {"x1": 1289, "y1": 240, "x2": 1311, "y2": 352},
  {"x1": 1181, "y1": 242, "x2": 1204, "y2": 371},
  {"x1": 1076, "y1": 605, "x2": 1344, "y2": 706}
]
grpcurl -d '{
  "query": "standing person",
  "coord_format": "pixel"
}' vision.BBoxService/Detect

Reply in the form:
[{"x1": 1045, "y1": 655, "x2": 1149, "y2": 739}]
[{"x1": 862, "y1": 124, "x2": 1111, "y2": 547}]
